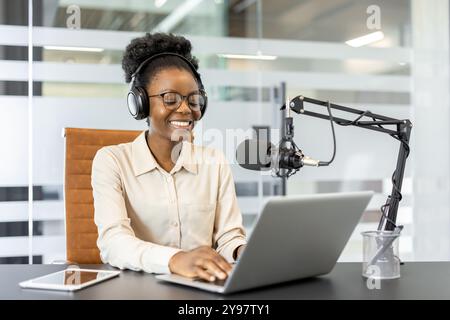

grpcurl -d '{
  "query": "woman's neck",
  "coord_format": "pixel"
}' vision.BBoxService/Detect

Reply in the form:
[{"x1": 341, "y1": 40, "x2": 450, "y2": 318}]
[{"x1": 146, "y1": 131, "x2": 181, "y2": 172}]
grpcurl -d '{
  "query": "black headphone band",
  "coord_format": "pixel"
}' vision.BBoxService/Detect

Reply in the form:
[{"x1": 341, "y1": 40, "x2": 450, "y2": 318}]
[{"x1": 130, "y1": 52, "x2": 203, "y2": 88}]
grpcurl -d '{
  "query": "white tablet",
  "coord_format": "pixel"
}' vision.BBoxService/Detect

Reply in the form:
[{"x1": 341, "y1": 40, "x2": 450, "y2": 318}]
[{"x1": 19, "y1": 267, "x2": 121, "y2": 291}]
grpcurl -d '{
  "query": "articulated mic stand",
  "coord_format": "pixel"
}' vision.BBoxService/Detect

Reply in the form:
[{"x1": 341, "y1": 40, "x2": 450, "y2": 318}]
[{"x1": 281, "y1": 95, "x2": 412, "y2": 232}]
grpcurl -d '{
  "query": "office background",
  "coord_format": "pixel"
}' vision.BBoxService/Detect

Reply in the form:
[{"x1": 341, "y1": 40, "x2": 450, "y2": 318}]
[{"x1": 0, "y1": 0, "x2": 448, "y2": 264}]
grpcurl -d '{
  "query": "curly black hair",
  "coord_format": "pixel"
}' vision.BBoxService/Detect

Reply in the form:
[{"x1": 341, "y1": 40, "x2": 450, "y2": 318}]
[{"x1": 121, "y1": 32, "x2": 199, "y2": 87}]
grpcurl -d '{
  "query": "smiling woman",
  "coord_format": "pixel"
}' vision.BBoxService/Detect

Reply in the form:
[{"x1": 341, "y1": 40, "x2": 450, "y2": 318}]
[{"x1": 91, "y1": 33, "x2": 246, "y2": 283}]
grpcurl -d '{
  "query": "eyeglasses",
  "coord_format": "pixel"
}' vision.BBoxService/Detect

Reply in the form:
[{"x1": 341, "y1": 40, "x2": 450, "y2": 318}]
[{"x1": 148, "y1": 91, "x2": 206, "y2": 112}]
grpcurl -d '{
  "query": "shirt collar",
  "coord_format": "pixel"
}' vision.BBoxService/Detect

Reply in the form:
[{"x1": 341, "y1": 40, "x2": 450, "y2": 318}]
[
  {"x1": 177, "y1": 140, "x2": 198, "y2": 175},
  {"x1": 132, "y1": 130, "x2": 197, "y2": 177}
]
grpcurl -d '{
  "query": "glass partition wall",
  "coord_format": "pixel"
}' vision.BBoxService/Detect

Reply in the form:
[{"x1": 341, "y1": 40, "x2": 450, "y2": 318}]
[{"x1": 0, "y1": 0, "x2": 448, "y2": 264}]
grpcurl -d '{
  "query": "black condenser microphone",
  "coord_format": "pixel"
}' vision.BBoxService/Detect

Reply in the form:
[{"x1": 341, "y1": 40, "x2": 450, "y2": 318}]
[
  {"x1": 235, "y1": 139, "x2": 272, "y2": 171},
  {"x1": 235, "y1": 138, "x2": 320, "y2": 172},
  {"x1": 236, "y1": 97, "x2": 328, "y2": 178}
]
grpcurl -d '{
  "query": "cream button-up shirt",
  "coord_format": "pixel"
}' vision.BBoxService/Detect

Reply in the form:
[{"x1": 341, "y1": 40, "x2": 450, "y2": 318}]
[{"x1": 91, "y1": 130, "x2": 247, "y2": 274}]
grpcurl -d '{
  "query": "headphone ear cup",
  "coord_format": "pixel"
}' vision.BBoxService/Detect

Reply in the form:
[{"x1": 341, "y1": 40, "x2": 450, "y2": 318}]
[
  {"x1": 136, "y1": 86, "x2": 150, "y2": 119},
  {"x1": 127, "y1": 86, "x2": 149, "y2": 120}
]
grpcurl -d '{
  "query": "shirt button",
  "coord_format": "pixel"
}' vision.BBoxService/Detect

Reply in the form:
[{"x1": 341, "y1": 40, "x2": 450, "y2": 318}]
[{"x1": 171, "y1": 221, "x2": 179, "y2": 227}]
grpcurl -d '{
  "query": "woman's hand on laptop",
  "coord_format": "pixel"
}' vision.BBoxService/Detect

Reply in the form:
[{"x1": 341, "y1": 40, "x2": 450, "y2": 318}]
[{"x1": 168, "y1": 246, "x2": 232, "y2": 282}]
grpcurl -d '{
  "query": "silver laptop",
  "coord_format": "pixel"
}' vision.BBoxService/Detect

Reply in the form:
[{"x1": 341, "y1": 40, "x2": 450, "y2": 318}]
[{"x1": 156, "y1": 191, "x2": 373, "y2": 294}]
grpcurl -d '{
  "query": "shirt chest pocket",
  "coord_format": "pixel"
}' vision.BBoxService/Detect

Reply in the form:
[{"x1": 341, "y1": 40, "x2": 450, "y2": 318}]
[{"x1": 179, "y1": 203, "x2": 216, "y2": 248}]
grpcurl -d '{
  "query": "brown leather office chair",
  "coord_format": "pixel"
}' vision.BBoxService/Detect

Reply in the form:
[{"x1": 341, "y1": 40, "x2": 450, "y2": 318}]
[{"x1": 63, "y1": 128, "x2": 141, "y2": 264}]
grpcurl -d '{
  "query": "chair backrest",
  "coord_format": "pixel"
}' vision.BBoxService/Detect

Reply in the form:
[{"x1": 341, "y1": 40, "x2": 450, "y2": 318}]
[{"x1": 64, "y1": 127, "x2": 141, "y2": 264}]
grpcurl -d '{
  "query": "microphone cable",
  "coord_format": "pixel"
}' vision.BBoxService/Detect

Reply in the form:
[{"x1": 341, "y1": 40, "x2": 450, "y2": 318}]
[
  {"x1": 318, "y1": 101, "x2": 337, "y2": 167},
  {"x1": 319, "y1": 102, "x2": 374, "y2": 167}
]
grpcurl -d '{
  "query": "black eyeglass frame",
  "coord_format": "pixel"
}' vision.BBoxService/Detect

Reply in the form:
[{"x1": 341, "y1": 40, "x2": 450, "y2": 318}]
[{"x1": 148, "y1": 90, "x2": 207, "y2": 112}]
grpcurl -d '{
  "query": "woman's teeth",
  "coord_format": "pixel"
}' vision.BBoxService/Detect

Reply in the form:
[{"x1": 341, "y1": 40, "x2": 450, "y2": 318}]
[{"x1": 170, "y1": 120, "x2": 191, "y2": 127}]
